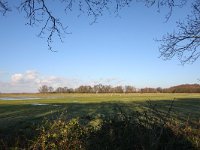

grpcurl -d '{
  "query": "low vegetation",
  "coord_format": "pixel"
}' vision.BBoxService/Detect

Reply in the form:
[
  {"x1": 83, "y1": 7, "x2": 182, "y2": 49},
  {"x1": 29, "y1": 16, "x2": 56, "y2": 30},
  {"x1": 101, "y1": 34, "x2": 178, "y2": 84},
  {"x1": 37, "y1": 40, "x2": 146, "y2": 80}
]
[
  {"x1": 0, "y1": 93, "x2": 199, "y2": 149},
  {"x1": 29, "y1": 105, "x2": 200, "y2": 150}
]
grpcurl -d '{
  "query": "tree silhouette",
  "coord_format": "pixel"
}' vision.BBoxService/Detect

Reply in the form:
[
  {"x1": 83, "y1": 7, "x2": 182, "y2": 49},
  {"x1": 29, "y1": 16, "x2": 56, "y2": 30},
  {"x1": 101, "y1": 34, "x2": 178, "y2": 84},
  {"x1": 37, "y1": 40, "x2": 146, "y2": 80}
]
[
  {"x1": 159, "y1": 0, "x2": 200, "y2": 64},
  {"x1": 0, "y1": 0, "x2": 199, "y2": 64}
]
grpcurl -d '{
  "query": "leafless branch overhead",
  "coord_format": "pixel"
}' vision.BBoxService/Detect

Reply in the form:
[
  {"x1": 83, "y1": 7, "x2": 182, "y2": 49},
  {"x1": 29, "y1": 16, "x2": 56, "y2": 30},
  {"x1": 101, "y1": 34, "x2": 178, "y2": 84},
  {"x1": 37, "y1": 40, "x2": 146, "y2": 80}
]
[
  {"x1": 159, "y1": 0, "x2": 200, "y2": 64},
  {"x1": 0, "y1": 0, "x2": 10, "y2": 15},
  {"x1": 1, "y1": 0, "x2": 199, "y2": 60}
]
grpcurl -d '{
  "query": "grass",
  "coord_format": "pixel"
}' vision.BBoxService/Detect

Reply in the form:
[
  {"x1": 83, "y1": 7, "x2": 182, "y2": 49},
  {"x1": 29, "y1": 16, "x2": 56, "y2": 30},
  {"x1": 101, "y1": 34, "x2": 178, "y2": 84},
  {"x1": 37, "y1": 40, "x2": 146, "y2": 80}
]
[{"x1": 0, "y1": 93, "x2": 200, "y2": 149}]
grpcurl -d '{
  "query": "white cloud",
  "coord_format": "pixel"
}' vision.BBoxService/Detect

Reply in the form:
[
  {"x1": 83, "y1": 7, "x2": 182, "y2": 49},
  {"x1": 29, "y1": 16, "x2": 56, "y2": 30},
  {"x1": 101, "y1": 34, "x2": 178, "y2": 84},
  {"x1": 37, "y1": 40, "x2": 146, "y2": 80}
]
[
  {"x1": 11, "y1": 70, "x2": 38, "y2": 84},
  {"x1": 11, "y1": 74, "x2": 23, "y2": 83},
  {"x1": 26, "y1": 70, "x2": 38, "y2": 80},
  {"x1": 0, "y1": 70, "x2": 126, "y2": 93},
  {"x1": 0, "y1": 70, "x2": 82, "y2": 93}
]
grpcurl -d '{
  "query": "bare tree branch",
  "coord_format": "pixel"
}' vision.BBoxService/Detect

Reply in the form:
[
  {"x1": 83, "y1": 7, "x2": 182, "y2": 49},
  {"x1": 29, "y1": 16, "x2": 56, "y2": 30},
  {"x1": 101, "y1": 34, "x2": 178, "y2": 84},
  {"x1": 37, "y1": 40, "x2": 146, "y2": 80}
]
[
  {"x1": 63, "y1": 0, "x2": 133, "y2": 24},
  {"x1": 139, "y1": 0, "x2": 187, "y2": 21},
  {"x1": 16, "y1": 0, "x2": 137, "y2": 49},
  {"x1": 18, "y1": 0, "x2": 69, "y2": 51},
  {"x1": 1, "y1": 0, "x2": 198, "y2": 58},
  {"x1": 0, "y1": 0, "x2": 10, "y2": 15},
  {"x1": 159, "y1": 0, "x2": 200, "y2": 64}
]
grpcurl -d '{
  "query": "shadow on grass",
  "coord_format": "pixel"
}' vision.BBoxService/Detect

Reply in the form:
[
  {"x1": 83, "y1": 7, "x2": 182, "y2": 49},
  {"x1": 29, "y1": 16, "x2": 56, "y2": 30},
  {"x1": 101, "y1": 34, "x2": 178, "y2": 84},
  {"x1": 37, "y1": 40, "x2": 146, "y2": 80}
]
[
  {"x1": 85, "y1": 117, "x2": 194, "y2": 150},
  {"x1": 140, "y1": 98, "x2": 200, "y2": 123},
  {"x1": 0, "y1": 98, "x2": 199, "y2": 149},
  {"x1": 84, "y1": 99, "x2": 199, "y2": 150}
]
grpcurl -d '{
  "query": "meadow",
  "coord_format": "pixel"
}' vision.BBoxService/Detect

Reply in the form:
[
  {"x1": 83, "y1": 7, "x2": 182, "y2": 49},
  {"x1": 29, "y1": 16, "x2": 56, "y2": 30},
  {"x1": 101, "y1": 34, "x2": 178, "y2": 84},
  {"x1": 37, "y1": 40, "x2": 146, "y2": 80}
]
[{"x1": 0, "y1": 93, "x2": 200, "y2": 149}]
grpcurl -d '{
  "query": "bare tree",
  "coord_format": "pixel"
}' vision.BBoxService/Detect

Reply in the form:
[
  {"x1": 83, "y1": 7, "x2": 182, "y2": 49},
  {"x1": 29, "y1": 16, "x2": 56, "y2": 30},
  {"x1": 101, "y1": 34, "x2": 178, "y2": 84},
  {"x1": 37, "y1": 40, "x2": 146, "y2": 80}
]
[
  {"x1": 38, "y1": 85, "x2": 49, "y2": 93},
  {"x1": 124, "y1": 85, "x2": 136, "y2": 93},
  {"x1": 113, "y1": 86, "x2": 124, "y2": 93},
  {"x1": 48, "y1": 86, "x2": 54, "y2": 93},
  {"x1": 55, "y1": 87, "x2": 65, "y2": 93},
  {"x1": 159, "y1": 0, "x2": 200, "y2": 64}
]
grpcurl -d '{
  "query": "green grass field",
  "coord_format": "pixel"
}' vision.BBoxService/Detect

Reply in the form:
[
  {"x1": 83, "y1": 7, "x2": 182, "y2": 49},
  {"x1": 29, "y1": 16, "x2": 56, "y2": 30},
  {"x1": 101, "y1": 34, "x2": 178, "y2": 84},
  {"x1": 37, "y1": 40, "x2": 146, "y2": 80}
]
[{"x1": 0, "y1": 93, "x2": 200, "y2": 149}]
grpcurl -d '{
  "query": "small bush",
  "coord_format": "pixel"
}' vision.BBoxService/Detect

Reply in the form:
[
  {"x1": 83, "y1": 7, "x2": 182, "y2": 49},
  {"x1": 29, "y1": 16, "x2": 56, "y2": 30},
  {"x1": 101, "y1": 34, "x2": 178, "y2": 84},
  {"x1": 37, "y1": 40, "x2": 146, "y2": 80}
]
[{"x1": 30, "y1": 118, "x2": 86, "y2": 150}]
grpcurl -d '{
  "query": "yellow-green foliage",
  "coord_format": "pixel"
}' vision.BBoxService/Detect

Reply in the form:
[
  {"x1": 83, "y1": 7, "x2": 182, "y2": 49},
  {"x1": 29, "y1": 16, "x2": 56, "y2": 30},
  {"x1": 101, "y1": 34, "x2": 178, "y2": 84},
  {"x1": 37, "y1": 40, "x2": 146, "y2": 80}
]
[
  {"x1": 31, "y1": 118, "x2": 86, "y2": 150},
  {"x1": 28, "y1": 108, "x2": 200, "y2": 150}
]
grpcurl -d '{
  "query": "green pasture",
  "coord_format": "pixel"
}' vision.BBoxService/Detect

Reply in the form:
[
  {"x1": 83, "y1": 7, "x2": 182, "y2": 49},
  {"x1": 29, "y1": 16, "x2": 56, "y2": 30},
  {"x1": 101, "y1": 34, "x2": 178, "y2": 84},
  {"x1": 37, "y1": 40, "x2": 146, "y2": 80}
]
[{"x1": 0, "y1": 93, "x2": 200, "y2": 148}]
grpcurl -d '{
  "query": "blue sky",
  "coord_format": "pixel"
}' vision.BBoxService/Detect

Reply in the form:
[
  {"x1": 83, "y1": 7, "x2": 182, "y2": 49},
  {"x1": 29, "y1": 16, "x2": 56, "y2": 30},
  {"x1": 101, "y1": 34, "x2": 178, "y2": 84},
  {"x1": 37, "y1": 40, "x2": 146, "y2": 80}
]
[{"x1": 0, "y1": 1, "x2": 200, "y2": 93}]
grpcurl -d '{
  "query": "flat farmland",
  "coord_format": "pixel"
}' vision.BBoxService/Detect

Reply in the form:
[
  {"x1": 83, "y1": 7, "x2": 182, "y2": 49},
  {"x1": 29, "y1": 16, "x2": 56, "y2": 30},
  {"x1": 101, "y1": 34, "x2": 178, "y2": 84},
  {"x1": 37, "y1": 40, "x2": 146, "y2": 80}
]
[{"x1": 0, "y1": 93, "x2": 200, "y2": 149}]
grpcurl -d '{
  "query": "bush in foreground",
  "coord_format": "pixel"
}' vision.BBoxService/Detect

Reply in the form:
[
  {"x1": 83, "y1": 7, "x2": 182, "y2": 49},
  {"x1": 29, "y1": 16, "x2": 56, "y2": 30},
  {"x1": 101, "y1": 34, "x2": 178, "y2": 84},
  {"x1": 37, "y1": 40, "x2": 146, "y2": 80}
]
[
  {"x1": 29, "y1": 102, "x2": 199, "y2": 150},
  {"x1": 1, "y1": 101, "x2": 199, "y2": 150}
]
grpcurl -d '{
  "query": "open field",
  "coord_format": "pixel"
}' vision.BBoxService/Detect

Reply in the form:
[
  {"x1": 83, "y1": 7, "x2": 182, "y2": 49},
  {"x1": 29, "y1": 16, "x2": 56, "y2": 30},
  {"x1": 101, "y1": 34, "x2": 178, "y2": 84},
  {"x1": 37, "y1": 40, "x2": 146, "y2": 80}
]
[
  {"x1": 0, "y1": 93, "x2": 200, "y2": 149},
  {"x1": 0, "y1": 93, "x2": 200, "y2": 121}
]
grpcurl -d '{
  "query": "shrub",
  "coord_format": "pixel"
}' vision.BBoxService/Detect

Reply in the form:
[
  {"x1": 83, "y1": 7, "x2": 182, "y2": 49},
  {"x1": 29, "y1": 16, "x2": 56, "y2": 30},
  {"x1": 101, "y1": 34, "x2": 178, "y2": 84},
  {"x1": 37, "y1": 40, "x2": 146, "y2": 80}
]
[
  {"x1": 28, "y1": 101, "x2": 199, "y2": 150},
  {"x1": 30, "y1": 118, "x2": 86, "y2": 150},
  {"x1": 1, "y1": 101, "x2": 199, "y2": 150}
]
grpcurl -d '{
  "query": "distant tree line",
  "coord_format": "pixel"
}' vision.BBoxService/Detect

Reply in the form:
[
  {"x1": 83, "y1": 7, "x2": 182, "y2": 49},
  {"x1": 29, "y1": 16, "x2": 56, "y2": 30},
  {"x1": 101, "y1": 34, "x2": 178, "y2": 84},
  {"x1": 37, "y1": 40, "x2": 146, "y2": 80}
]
[
  {"x1": 139, "y1": 84, "x2": 200, "y2": 93},
  {"x1": 38, "y1": 84, "x2": 137, "y2": 93},
  {"x1": 38, "y1": 84, "x2": 200, "y2": 93},
  {"x1": 164, "y1": 84, "x2": 200, "y2": 93}
]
